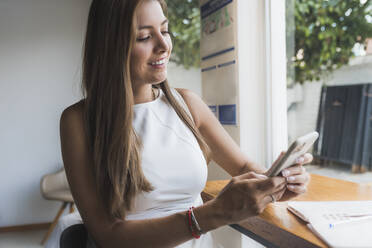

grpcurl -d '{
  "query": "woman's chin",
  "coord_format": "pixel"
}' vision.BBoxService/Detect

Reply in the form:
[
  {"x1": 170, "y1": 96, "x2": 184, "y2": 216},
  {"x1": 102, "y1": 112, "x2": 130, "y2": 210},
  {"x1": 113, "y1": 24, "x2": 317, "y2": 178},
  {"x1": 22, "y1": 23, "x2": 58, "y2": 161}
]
[
  {"x1": 151, "y1": 74, "x2": 167, "y2": 85},
  {"x1": 151, "y1": 81, "x2": 165, "y2": 86}
]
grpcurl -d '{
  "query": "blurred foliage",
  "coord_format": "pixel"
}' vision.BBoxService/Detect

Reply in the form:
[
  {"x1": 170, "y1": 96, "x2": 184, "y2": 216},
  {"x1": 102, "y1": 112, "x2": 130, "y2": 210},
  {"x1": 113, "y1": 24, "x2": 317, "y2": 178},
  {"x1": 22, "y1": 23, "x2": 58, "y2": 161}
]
[
  {"x1": 166, "y1": 0, "x2": 200, "y2": 69},
  {"x1": 289, "y1": 0, "x2": 372, "y2": 84}
]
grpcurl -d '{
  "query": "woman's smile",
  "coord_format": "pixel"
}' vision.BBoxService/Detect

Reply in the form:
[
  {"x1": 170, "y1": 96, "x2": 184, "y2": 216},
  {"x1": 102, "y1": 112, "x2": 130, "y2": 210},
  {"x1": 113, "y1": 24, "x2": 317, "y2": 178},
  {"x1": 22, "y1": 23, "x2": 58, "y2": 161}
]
[{"x1": 149, "y1": 57, "x2": 168, "y2": 69}]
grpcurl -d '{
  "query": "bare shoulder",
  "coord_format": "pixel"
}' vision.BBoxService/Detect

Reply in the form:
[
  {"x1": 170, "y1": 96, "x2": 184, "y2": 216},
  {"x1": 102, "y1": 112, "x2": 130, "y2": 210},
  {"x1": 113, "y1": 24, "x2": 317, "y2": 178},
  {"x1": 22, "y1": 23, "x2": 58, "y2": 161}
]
[
  {"x1": 174, "y1": 88, "x2": 207, "y2": 128},
  {"x1": 175, "y1": 88, "x2": 198, "y2": 98},
  {"x1": 59, "y1": 100, "x2": 89, "y2": 172},
  {"x1": 60, "y1": 100, "x2": 85, "y2": 130}
]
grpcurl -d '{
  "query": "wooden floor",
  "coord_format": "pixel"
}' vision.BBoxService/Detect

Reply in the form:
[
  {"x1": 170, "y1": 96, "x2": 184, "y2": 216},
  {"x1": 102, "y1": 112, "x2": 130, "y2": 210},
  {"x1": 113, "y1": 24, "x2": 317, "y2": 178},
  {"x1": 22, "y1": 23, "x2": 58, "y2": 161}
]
[{"x1": 0, "y1": 229, "x2": 45, "y2": 248}]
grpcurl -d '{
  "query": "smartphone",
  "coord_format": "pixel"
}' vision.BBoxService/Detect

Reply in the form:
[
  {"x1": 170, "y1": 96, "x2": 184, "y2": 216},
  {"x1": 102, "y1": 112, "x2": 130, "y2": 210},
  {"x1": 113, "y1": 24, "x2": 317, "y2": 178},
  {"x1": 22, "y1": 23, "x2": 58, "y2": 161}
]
[{"x1": 266, "y1": 131, "x2": 319, "y2": 177}]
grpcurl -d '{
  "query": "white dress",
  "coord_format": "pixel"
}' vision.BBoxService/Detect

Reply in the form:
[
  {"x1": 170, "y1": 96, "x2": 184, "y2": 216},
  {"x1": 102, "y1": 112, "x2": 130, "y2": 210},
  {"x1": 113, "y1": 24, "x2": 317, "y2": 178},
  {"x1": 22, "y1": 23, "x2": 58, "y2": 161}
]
[{"x1": 46, "y1": 88, "x2": 216, "y2": 248}]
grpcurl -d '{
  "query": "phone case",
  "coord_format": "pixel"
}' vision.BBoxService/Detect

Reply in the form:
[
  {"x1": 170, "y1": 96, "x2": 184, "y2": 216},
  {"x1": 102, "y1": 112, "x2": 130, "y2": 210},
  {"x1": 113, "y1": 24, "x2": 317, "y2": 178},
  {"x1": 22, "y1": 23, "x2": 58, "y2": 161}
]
[{"x1": 267, "y1": 132, "x2": 319, "y2": 177}]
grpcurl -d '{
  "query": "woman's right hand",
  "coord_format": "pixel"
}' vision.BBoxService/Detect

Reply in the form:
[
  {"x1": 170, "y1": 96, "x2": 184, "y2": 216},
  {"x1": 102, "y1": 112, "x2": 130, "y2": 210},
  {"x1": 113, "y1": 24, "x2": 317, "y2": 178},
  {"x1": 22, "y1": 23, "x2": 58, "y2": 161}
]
[{"x1": 210, "y1": 172, "x2": 286, "y2": 225}]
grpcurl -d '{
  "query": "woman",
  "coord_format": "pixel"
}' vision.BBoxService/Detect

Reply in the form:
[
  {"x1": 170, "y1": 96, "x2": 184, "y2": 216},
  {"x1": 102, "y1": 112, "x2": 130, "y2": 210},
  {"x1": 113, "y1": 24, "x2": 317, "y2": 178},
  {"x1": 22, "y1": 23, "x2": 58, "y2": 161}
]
[{"x1": 59, "y1": 0, "x2": 311, "y2": 247}]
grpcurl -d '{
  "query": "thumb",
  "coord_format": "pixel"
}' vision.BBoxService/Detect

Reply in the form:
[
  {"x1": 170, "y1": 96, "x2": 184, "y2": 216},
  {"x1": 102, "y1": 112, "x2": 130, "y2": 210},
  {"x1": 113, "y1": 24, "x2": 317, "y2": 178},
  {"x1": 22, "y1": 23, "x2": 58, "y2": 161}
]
[
  {"x1": 256, "y1": 176, "x2": 287, "y2": 195},
  {"x1": 236, "y1": 171, "x2": 268, "y2": 181}
]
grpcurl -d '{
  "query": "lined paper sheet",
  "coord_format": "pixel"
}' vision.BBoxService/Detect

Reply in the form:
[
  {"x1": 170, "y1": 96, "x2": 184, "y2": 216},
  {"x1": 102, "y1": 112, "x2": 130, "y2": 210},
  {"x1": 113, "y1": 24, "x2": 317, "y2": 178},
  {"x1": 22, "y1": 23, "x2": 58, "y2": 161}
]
[{"x1": 288, "y1": 201, "x2": 372, "y2": 248}]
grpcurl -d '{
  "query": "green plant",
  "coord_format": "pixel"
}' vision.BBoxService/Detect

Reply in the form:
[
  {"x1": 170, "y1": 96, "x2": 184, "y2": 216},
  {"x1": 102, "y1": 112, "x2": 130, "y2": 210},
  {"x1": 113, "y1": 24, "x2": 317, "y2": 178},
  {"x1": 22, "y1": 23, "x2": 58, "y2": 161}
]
[
  {"x1": 290, "y1": 0, "x2": 372, "y2": 84},
  {"x1": 166, "y1": 0, "x2": 201, "y2": 69}
]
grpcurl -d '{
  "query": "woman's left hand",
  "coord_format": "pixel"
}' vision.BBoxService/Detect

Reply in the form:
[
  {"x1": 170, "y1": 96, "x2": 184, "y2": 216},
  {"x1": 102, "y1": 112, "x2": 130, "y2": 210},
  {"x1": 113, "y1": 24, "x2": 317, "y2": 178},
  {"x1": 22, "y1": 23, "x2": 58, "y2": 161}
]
[{"x1": 279, "y1": 153, "x2": 312, "y2": 201}]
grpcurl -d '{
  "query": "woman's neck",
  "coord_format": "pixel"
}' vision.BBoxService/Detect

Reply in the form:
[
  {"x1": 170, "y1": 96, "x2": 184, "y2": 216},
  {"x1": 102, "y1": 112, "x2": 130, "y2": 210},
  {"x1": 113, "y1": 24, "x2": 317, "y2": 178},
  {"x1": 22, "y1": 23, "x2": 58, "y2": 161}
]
[{"x1": 132, "y1": 84, "x2": 156, "y2": 104}]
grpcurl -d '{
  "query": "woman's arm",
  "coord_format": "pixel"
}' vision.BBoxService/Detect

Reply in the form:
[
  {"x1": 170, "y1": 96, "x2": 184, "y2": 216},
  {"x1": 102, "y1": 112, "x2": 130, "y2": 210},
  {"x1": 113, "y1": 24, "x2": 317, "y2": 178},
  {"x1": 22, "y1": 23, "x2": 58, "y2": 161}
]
[
  {"x1": 175, "y1": 89, "x2": 265, "y2": 176},
  {"x1": 60, "y1": 102, "x2": 286, "y2": 248},
  {"x1": 176, "y1": 88, "x2": 311, "y2": 198}
]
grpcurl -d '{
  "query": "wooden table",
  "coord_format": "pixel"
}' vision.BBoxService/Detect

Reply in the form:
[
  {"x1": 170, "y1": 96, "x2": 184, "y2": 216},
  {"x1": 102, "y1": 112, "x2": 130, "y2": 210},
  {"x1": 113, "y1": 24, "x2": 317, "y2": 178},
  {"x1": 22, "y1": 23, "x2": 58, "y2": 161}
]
[{"x1": 202, "y1": 174, "x2": 372, "y2": 248}]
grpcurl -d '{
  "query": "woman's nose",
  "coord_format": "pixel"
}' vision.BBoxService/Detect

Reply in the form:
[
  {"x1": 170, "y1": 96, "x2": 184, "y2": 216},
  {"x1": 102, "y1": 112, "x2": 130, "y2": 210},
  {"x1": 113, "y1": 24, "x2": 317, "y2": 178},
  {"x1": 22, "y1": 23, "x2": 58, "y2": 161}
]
[{"x1": 154, "y1": 33, "x2": 170, "y2": 53}]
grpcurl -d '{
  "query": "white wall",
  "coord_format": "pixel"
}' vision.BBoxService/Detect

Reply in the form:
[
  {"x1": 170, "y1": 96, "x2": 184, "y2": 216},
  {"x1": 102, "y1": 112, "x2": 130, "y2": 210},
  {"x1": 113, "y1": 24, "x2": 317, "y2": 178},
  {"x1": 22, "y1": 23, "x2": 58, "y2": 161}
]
[
  {"x1": 287, "y1": 81, "x2": 323, "y2": 145},
  {"x1": 168, "y1": 62, "x2": 202, "y2": 96},
  {"x1": 287, "y1": 55, "x2": 372, "y2": 144},
  {"x1": 326, "y1": 55, "x2": 372, "y2": 86},
  {"x1": 0, "y1": 0, "x2": 91, "y2": 227}
]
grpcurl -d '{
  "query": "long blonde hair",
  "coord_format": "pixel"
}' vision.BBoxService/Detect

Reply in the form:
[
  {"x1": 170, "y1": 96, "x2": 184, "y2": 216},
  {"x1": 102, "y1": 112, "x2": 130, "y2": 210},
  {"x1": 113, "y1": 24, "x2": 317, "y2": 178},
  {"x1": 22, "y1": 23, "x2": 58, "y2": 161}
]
[{"x1": 82, "y1": 0, "x2": 209, "y2": 219}]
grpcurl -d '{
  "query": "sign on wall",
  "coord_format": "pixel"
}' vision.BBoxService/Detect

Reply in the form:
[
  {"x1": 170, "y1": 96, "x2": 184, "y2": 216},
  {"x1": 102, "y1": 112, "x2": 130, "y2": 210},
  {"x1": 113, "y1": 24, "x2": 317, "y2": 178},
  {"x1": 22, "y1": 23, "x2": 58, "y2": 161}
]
[{"x1": 200, "y1": 0, "x2": 238, "y2": 126}]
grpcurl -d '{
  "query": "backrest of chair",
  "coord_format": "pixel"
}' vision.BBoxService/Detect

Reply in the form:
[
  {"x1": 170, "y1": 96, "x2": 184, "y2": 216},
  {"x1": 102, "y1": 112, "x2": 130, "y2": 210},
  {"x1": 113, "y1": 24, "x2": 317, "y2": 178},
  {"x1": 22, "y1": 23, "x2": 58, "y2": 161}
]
[
  {"x1": 60, "y1": 224, "x2": 87, "y2": 248},
  {"x1": 40, "y1": 168, "x2": 70, "y2": 196}
]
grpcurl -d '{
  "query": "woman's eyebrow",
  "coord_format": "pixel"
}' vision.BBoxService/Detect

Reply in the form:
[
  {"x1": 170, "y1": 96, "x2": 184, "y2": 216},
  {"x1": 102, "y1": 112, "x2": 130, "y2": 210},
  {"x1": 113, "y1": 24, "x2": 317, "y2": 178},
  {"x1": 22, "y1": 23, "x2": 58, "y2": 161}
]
[{"x1": 138, "y1": 19, "x2": 168, "y2": 30}]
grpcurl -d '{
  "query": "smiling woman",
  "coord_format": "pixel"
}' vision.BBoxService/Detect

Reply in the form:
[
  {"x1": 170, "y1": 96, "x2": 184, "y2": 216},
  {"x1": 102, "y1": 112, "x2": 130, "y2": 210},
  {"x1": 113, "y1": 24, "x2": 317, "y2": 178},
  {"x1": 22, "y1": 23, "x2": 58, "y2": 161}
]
[
  {"x1": 53, "y1": 0, "x2": 312, "y2": 247},
  {"x1": 130, "y1": 1, "x2": 173, "y2": 100}
]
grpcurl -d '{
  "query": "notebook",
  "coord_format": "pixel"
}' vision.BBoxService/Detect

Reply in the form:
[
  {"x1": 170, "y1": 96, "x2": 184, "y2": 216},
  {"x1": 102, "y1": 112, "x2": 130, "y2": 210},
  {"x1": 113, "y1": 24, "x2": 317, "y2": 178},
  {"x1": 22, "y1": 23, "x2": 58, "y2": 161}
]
[{"x1": 287, "y1": 201, "x2": 372, "y2": 248}]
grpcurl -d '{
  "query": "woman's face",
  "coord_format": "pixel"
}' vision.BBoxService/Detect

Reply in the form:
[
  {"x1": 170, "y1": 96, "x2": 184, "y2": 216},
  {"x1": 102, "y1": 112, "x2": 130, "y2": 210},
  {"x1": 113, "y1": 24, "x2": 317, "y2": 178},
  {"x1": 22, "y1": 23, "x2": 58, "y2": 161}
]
[{"x1": 130, "y1": 0, "x2": 172, "y2": 87}]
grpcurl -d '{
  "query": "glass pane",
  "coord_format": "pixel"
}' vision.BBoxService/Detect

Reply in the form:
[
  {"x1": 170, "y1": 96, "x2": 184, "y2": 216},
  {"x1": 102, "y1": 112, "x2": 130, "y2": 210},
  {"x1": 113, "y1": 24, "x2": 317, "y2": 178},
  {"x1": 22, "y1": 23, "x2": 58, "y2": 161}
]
[{"x1": 286, "y1": 0, "x2": 372, "y2": 182}]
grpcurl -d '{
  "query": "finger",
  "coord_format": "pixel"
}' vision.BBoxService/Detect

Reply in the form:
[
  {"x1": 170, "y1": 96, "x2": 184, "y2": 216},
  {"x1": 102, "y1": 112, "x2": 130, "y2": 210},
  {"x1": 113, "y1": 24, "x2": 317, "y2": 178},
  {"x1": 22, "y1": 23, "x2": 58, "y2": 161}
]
[
  {"x1": 271, "y1": 187, "x2": 287, "y2": 202},
  {"x1": 262, "y1": 194, "x2": 275, "y2": 205},
  {"x1": 282, "y1": 164, "x2": 306, "y2": 177},
  {"x1": 293, "y1": 153, "x2": 313, "y2": 165},
  {"x1": 287, "y1": 184, "x2": 307, "y2": 194},
  {"x1": 235, "y1": 171, "x2": 267, "y2": 181},
  {"x1": 303, "y1": 153, "x2": 313, "y2": 164},
  {"x1": 262, "y1": 188, "x2": 286, "y2": 205},
  {"x1": 285, "y1": 173, "x2": 310, "y2": 184},
  {"x1": 256, "y1": 176, "x2": 286, "y2": 194},
  {"x1": 273, "y1": 188, "x2": 286, "y2": 201}
]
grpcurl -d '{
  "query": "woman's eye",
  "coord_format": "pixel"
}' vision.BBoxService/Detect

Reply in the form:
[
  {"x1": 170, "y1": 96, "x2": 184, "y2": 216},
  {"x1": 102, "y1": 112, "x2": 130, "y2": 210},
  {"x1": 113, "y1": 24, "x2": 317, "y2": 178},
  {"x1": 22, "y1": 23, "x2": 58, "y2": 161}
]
[
  {"x1": 137, "y1": 36, "x2": 150, "y2": 41},
  {"x1": 136, "y1": 31, "x2": 170, "y2": 42}
]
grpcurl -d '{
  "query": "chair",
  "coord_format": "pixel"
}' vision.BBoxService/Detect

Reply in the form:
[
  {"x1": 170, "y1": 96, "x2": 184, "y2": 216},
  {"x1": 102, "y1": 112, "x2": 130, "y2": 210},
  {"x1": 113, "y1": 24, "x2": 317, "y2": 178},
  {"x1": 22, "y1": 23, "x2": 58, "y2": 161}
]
[
  {"x1": 40, "y1": 168, "x2": 74, "y2": 245},
  {"x1": 60, "y1": 224, "x2": 87, "y2": 248}
]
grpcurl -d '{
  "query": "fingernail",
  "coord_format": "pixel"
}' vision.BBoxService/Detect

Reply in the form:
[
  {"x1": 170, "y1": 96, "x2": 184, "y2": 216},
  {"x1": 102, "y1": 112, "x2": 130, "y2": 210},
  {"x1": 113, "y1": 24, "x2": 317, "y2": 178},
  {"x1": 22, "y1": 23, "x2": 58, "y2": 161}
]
[
  {"x1": 287, "y1": 176, "x2": 295, "y2": 182},
  {"x1": 287, "y1": 185, "x2": 295, "y2": 190},
  {"x1": 256, "y1": 174, "x2": 268, "y2": 179},
  {"x1": 282, "y1": 170, "x2": 290, "y2": 177},
  {"x1": 296, "y1": 157, "x2": 304, "y2": 163}
]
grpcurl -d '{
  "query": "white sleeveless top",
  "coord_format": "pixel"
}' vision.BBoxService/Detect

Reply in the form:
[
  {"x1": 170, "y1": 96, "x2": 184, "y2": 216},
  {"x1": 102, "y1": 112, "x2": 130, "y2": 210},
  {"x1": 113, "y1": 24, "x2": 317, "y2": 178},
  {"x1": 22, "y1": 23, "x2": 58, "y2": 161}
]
[
  {"x1": 128, "y1": 88, "x2": 215, "y2": 247},
  {"x1": 45, "y1": 88, "x2": 216, "y2": 248},
  {"x1": 128, "y1": 88, "x2": 207, "y2": 219}
]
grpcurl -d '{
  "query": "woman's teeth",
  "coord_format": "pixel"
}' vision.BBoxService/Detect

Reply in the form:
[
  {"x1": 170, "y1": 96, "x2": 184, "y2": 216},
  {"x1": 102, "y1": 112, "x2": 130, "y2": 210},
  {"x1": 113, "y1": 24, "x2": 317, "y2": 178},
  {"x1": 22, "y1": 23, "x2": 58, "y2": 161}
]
[{"x1": 151, "y1": 58, "x2": 166, "y2": 65}]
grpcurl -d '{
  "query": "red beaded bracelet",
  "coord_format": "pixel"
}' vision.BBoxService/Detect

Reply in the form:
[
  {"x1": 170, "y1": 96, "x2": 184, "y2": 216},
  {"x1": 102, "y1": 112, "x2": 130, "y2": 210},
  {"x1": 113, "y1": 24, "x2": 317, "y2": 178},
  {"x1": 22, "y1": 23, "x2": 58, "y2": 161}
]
[{"x1": 187, "y1": 207, "x2": 202, "y2": 239}]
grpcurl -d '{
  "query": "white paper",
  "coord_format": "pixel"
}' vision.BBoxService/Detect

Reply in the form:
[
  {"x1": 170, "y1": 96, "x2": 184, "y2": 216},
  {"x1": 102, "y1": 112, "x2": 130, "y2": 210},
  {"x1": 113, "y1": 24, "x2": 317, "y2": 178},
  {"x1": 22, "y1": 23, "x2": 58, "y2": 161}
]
[{"x1": 288, "y1": 201, "x2": 372, "y2": 248}]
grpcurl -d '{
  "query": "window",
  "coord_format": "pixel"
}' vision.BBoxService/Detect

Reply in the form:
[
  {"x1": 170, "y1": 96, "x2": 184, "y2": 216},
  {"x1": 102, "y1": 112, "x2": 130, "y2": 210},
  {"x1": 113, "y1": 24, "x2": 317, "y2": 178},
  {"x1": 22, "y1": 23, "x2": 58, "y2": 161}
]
[{"x1": 286, "y1": 0, "x2": 372, "y2": 181}]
